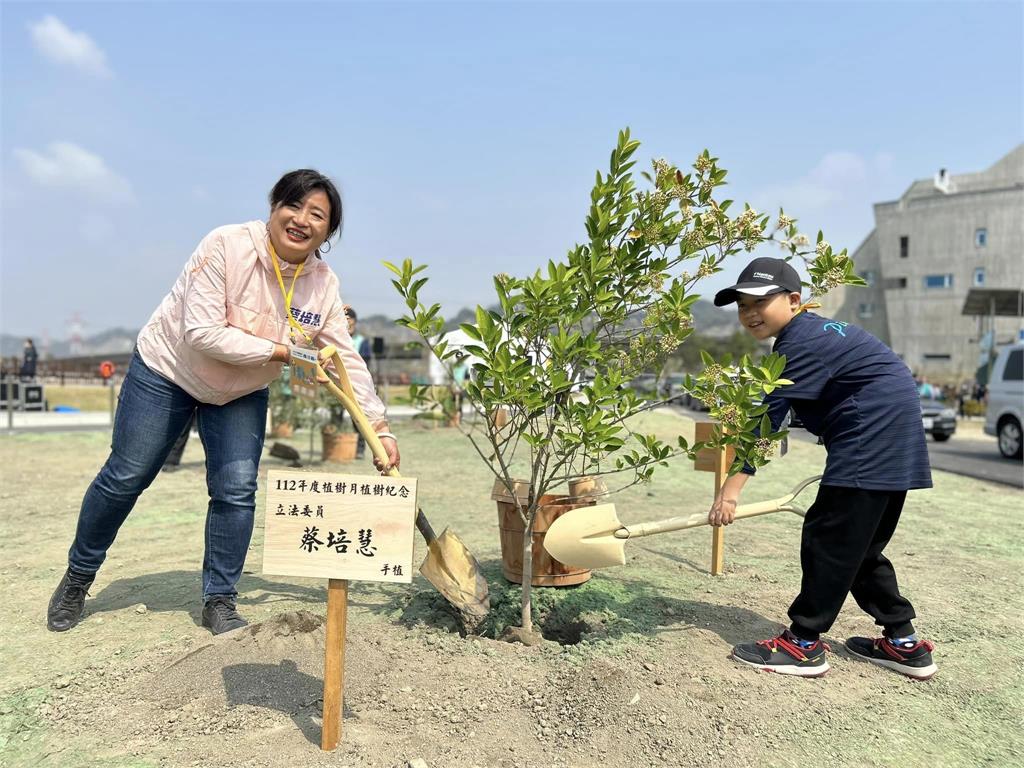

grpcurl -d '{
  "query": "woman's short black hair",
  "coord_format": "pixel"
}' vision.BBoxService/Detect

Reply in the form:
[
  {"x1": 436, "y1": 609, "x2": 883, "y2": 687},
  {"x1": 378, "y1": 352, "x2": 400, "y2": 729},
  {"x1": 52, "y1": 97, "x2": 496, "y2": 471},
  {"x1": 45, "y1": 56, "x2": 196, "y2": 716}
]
[{"x1": 269, "y1": 169, "x2": 343, "y2": 242}]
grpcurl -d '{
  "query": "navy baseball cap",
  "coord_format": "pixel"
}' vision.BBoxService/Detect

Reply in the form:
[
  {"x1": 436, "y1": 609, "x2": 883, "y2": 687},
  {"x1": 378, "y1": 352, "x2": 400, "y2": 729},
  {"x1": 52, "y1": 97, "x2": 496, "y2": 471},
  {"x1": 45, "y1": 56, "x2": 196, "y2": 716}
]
[{"x1": 714, "y1": 257, "x2": 802, "y2": 307}]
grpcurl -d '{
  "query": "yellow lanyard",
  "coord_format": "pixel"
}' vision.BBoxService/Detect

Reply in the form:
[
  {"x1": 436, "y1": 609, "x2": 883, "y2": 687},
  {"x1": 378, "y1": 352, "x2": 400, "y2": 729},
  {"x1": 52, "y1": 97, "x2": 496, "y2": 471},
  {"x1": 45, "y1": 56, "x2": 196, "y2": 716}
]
[
  {"x1": 796, "y1": 300, "x2": 822, "y2": 315},
  {"x1": 268, "y1": 241, "x2": 314, "y2": 345}
]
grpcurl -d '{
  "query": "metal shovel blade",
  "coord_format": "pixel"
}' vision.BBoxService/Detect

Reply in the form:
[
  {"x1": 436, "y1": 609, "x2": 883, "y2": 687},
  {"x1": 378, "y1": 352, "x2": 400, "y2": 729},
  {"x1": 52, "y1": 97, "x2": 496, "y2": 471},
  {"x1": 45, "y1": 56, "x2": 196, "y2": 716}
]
[
  {"x1": 542, "y1": 476, "x2": 822, "y2": 570},
  {"x1": 419, "y1": 528, "x2": 491, "y2": 631},
  {"x1": 315, "y1": 345, "x2": 491, "y2": 629},
  {"x1": 542, "y1": 503, "x2": 628, "y2": 569}
]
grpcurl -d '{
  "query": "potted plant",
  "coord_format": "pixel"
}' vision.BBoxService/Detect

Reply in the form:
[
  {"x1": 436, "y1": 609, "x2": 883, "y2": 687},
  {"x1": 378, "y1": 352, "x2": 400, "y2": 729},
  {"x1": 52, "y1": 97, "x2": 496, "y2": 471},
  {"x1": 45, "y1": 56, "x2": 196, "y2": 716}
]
[
  {"x1": 387, "y1": 129, "x2": 864, "y2": 639},
  {"x1": 268, "y1": 372, "x2": 302, "y2": 438},
  {"x1": 317, "y1": 387, "x2": 358, "y2": 462}
]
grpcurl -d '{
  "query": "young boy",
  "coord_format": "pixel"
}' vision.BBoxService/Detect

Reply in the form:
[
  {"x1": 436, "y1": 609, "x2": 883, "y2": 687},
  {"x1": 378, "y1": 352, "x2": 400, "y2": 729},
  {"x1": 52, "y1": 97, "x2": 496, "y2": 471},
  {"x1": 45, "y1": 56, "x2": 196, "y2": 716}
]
[{"x1": 708, "y1": 257, "x2": 936, "y2": 680}]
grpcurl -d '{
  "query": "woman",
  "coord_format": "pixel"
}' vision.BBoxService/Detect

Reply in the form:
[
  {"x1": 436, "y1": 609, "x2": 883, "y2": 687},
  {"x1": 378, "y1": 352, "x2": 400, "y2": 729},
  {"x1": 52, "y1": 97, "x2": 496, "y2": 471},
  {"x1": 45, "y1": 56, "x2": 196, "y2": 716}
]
[{"x1": 48, "y1": 170, "x2": 399, "y2": 635}]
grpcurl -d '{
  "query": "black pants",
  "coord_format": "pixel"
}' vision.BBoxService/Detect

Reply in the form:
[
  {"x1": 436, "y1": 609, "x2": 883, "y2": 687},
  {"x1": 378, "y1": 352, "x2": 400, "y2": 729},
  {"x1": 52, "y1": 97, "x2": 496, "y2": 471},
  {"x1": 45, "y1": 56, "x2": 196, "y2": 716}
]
[{"x1": 788, "y1": 484, "x2": 917, "y2": 641}]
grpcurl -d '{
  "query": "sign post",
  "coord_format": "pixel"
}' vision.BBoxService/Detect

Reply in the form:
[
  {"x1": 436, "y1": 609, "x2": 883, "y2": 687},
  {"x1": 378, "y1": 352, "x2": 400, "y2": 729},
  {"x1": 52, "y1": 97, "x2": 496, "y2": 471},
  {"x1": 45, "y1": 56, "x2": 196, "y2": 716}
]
[
  {"x1": 98, "y1": 361, "x2": 116, "y2": 426},
  {"x1": 693, "y1": 421, "x2": 736, "y2": 576},
  {"x1": 262, "y1": 470, "x2": 417, "y2": 750}
]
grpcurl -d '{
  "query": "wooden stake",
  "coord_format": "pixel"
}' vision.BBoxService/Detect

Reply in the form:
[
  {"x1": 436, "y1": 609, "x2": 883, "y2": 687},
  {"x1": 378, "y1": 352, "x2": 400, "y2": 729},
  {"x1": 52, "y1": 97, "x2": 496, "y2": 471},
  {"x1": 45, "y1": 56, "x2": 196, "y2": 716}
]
[
  {"x1": 710, "y1": 444, "x2": 728, "y2": 576},
  {"x1": 321, "y1": 578, "x2": 349, "y2": 751}
]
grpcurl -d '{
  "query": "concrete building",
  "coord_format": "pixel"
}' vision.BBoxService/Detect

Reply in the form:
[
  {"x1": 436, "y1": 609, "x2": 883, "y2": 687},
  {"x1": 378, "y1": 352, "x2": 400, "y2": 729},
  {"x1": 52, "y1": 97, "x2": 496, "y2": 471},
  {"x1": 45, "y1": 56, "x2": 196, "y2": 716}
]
[{"x1": 823, "y1": 145, "x2": 1024, "y2": 382}]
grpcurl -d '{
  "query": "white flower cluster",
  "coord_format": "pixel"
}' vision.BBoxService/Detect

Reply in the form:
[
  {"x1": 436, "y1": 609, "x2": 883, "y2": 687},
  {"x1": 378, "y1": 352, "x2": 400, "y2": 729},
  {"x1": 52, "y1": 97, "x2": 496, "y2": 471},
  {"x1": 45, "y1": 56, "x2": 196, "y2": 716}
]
[{"x1": 754, "y1": 438, "x2": 776, "y2": 461}]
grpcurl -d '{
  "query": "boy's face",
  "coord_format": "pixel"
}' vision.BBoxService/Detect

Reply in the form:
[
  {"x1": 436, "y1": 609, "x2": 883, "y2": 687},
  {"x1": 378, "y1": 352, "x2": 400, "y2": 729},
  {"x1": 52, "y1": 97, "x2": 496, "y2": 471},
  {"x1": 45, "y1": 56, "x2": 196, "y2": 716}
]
[{"x1": 736, "y1": 292, "x2": 801, "y2": 340}]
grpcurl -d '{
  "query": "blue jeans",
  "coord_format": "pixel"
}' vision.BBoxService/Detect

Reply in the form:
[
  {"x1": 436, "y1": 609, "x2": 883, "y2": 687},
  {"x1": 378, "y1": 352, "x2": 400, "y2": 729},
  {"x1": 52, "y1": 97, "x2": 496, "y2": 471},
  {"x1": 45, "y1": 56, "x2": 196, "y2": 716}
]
[{"x1": 68, "y1": 351, "x2": 268, "y2": 599}]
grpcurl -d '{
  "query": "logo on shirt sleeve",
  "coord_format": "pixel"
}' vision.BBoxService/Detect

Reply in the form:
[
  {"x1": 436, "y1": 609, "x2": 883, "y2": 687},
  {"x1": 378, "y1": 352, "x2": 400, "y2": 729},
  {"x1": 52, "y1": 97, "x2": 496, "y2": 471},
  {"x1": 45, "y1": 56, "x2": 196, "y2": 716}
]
[
  {"x1": 290, "y1": 308, "x2": 323, "y2": 328},
  {"x1": 822, "y1": 320, "x2": 848, "y2": 337}
]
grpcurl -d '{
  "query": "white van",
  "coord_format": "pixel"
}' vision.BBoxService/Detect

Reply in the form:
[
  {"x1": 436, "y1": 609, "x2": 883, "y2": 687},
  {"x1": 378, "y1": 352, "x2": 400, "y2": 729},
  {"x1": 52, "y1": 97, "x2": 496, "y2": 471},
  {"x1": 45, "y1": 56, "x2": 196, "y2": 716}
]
[{"x1": 984, "y1": 341, "x2": 1024, "y2": 459}]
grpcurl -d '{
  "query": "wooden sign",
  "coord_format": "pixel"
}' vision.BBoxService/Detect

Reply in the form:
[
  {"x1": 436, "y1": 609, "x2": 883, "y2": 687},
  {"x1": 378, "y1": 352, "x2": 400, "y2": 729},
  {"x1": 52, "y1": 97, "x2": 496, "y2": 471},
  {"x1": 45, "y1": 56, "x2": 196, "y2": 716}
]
[
  {"x1": 288, "y1": 346, "x2": 319, "y2": 400},
  {"x1": 693, "y1": 420, "x2": 736, "y2": 472},
  {"x1": 263, "y1": 470, "x2": 417, "y2": 583},
  {"x1": 693, "y1": 420, "x2": 732, "y2": 577}
]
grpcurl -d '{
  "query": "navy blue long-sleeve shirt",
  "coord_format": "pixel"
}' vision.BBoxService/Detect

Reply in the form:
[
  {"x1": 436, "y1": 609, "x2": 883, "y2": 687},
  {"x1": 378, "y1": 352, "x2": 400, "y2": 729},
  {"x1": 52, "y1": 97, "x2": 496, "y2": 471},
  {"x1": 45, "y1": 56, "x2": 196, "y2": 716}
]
[{"x1": 743, "y1": 312, "x2": 932, "y2": 491}]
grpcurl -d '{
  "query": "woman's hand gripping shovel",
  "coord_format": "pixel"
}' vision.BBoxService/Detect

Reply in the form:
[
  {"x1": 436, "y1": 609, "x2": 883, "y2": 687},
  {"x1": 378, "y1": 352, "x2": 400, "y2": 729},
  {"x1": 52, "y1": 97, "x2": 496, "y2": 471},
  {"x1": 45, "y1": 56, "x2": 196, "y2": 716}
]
[
  {"x1": 543, "y1": 475, "x2": 822, "y2": 569},
  {"x1": 316, "y1": 345, "x2": 490, "y2": 631}
]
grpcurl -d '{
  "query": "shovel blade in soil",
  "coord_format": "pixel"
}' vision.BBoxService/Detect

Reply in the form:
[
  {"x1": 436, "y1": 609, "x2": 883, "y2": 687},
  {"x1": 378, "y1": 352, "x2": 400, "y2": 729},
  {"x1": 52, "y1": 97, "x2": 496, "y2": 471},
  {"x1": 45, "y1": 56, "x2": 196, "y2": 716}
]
[
  {"x1": 542, "y1": 503, "x2": 627, "y2": 569},
  {"x1": 419, "y1": 528, "x2": 491, "y2": 631}
]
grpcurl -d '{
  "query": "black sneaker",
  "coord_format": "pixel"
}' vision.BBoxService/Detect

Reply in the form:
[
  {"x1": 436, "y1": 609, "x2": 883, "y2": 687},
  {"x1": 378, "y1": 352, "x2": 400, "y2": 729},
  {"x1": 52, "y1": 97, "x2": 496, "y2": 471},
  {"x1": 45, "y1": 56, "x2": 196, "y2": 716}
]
[
  {"x1": 47, "y1": 569, "x2": 94, "y2": 632},
  {"x1": 845, "y1": 635, "x2": 937, "y2": 680},
  {"x1": 202, "y1": 596, "x2": 248, "y2": 635},
  {"x1": 731, "y1": 629, "x2": 831, "y2": 677}
]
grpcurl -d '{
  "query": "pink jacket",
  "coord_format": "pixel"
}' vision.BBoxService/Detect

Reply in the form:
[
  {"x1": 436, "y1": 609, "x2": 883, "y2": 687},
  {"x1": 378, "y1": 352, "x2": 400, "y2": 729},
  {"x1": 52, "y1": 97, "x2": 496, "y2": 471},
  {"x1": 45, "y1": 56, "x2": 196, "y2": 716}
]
[{"x1": 136, "y1": 221, "x2": 387, "y2": 427}]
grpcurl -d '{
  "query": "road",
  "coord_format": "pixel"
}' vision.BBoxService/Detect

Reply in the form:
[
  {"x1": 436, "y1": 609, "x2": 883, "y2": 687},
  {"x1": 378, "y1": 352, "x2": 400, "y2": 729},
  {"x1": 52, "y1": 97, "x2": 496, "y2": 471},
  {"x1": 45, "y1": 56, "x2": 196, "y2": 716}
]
[
  {"x1": 786, "y1": 424, "x2": 1022, "y2": 489},
  {"x1": 672, "y1": 405, "x2": 1023, "y2": 489}
]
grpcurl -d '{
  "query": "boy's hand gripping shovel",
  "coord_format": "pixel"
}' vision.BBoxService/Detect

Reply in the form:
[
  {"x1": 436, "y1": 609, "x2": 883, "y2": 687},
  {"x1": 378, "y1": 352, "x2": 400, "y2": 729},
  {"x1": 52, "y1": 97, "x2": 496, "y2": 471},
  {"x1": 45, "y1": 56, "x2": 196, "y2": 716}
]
[
  {"x1": 542, "y1": 476, "x2": 822, "y2": 570},
  {"x1": 316, "y1": 345, "x2": 490, "y2": 630}
]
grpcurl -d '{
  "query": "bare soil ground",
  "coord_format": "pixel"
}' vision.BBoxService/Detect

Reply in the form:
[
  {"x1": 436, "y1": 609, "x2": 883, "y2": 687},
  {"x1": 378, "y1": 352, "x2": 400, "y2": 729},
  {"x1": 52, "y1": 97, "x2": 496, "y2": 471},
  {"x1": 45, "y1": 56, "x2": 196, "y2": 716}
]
[{"x1": 2, "y1": 410, "x2": 1021, "y2": 768}]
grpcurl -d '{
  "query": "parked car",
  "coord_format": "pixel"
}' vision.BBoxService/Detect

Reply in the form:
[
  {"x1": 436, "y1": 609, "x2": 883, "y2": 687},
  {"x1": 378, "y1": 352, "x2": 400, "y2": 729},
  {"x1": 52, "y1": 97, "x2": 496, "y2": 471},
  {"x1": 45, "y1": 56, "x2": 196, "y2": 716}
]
[
  {"x1": 661, "y1": 373, "x2": 687, "y2": 403},
  {"x1": 920, "y1": 398, "x2": 956, "y2": 442},
  {"x1": 984, "y1": 341, "x2": 1023, "y2": 459},
  {"x1": 628, "y1": 373, "x2": 659, "y2": 396}
]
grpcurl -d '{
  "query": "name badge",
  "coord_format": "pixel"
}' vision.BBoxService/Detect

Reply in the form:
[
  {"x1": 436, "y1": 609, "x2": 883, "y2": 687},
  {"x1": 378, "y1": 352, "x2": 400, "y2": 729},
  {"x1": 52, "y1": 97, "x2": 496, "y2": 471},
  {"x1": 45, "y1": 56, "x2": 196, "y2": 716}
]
[{"x1": 289, "y1": 346, "x2": 319, "y2": 401}]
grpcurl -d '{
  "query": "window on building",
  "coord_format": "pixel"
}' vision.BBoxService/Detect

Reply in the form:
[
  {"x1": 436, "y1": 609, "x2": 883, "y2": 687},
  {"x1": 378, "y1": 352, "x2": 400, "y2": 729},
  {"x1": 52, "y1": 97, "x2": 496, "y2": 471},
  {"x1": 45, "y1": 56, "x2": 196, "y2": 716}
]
[
  {"x1": 924, "y1": 274, "x2": 954, "y2": 289},
  {"x1": 973, "y1": 268, "x2": 986, "y2": 287},
  {"x1": 923, "y1": 354, "x2": 952, "y2": 361},
  {"x1": 857, "y1": 303, "x2": 874, "y2": 318},
  {"x1": 899, "y1": 236, "x2": 909, "y2": 258},
  {"x1": 884, "y1": 276, "x2": 908, "y2": 290},
  {"x1": 975, "y1": 228, "x2": 987, "y2": 247},
  {"x1": 861, "y1": 270, "x2": 876, "y2": 287},
  {"x1": 1005, "y1": 350, "x2": 1023, "y2": 382}
]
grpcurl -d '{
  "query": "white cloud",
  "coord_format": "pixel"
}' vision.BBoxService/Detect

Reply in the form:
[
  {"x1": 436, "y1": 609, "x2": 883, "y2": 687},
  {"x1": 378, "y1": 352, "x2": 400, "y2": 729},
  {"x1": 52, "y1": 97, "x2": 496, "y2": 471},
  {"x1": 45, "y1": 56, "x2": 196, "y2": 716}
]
[
  {"x1": 752, "y1": 150, "x2": 900, "y2": 250},
  {"x1": 13, "y1": 142, "x2": 134, "y2": 204},
  {"x1": 757, "y1": 151, "x2": 880, "y2": 213},
  {"x1": 29, "y1": 15, "x2": 111, "y2": 78}
]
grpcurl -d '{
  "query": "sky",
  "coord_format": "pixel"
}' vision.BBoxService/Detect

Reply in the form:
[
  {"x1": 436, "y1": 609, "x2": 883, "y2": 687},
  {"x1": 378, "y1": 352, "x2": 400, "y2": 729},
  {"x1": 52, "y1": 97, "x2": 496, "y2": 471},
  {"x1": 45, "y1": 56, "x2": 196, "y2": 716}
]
[{"x1": 1, "y1": 0, "x2": 1022, "y2": 343}]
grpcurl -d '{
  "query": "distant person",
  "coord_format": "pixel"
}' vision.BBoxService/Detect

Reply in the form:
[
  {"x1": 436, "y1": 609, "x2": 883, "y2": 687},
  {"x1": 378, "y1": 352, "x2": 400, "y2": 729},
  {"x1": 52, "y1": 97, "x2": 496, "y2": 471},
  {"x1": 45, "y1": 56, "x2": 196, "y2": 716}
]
[
  {"x1": 20, "y1": 338, "x2": 38, "y2": 380},
  {"x1": 344, "y1": 306, "x2": 372, "y2": 361},
  {"x1": 451, "y1": 355, "x2": 469, "y2": 418},
  {"x1": 708, "y1": 257, "x2": 936, "y2": 680},
  {"x1": 47, "y1": 170, "x2": 399, "y2": 637},
  {"x1": 344, "y1": 306, "x2": 371, "y2": 458},
  {"x1": 917, "y1": 377, "x2": 935, "y2": 400}
]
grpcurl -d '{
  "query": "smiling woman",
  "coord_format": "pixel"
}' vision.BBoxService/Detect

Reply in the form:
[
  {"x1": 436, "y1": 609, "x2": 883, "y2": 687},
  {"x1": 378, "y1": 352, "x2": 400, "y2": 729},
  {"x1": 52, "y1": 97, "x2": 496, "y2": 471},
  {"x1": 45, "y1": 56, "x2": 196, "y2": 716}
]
[
  {"x1": 46, "y1": 169, "x2": 400, "y2": 638},
  {"x1": 266, "y1": 171, "x2": 343, "y2": 264}
]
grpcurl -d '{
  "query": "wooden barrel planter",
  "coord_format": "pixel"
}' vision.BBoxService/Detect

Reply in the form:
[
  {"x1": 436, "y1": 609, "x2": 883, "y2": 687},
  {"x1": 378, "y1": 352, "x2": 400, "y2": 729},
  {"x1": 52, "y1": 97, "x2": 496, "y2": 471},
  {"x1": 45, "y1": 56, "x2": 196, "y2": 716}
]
[
  {"x1": 492, "y1": 477, "x2": 607, "y2": 587},
  {"x1": 271, "y1": 422, "x2": 294, "y2": 439},
  {"x1": 321, "y1": 430, "x2": 358, "y2": 462}
]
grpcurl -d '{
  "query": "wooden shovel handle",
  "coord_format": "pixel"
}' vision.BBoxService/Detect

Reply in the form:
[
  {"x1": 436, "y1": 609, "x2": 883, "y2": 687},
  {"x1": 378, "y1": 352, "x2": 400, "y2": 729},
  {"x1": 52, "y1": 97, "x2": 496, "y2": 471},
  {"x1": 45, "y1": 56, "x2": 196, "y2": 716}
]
[
  {"x1": 620, "y1": 475, "x2": 822, "y2": 540},
  {"x1": 317, "y1": 348, "x2": 438, "y2": 545}
]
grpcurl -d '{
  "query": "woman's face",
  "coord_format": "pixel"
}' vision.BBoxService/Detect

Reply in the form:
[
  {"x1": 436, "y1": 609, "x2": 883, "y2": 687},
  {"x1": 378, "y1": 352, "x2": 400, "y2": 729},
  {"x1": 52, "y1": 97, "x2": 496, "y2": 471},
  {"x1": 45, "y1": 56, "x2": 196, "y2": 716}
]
[{"x1": 268, "y1": 190, "x2": 331, "y2": 264}]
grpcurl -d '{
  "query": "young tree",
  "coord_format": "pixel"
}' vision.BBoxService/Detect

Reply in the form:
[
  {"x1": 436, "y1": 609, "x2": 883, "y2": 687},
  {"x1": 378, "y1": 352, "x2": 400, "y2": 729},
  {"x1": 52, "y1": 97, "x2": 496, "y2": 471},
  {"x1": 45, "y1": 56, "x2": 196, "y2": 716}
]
[{"x1": 388, "y1": 130, "x2": 864, "y2": 635}]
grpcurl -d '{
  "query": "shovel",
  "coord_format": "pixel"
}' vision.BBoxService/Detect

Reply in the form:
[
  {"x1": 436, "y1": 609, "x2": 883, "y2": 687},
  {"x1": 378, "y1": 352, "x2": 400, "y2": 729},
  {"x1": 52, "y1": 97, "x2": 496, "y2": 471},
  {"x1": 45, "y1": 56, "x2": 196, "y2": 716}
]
[
  {"x1": 542, "y1": 475, "x2": 822, "y2": 570},
  {"x1": 315, "y1": 345, "x2": 490, "y2": 631}
]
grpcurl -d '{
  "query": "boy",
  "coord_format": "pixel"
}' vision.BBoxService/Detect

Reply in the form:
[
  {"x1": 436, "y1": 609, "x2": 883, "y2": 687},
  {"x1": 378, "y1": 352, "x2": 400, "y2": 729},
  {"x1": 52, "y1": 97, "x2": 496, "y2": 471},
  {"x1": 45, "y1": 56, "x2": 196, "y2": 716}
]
[{"x1": 708, "y1": 257, "x2": 936, "y2": 680}]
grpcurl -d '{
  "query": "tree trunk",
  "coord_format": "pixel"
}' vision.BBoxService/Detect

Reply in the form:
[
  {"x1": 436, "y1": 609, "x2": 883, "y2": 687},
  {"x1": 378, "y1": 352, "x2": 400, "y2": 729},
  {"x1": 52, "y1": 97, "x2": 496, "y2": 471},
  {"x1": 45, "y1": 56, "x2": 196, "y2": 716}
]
[{"x1": 520, "y1": 512, "x2": 534, "y2": 633}]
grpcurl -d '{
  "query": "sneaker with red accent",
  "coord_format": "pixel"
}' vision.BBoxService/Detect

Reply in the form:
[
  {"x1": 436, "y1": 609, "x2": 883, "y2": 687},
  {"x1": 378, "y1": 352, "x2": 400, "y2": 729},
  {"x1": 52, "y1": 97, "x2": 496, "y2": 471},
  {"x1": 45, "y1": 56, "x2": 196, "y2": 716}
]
[
  {"x1": 844, "y1": 636, "x2": 937, "y2": 680},
  {"x1": 731, "y1": 630, "x2": 830, "y2": 677}
]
